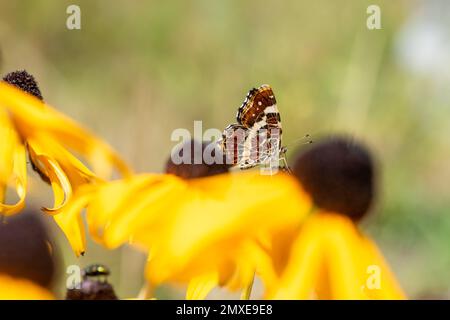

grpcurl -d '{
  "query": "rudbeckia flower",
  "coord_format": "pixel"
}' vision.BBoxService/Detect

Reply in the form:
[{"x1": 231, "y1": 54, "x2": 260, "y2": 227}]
[
  {"x1": 61, "y1": 140, "x2": 312, "y2": 299},
  {"x1": 267, "y1": 137, "x2": 406, "y2": 300},
  {"x1": 0, "y1": 70, "x2": 131, "y2": 255}
]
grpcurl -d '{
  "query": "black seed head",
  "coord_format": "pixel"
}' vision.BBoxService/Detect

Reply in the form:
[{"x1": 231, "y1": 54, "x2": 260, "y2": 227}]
[
  {"x1": 2, "y1": 70, "x2": 43, "y2": 100},
  {"x1": 292, "y1": 136, "x2": 375, "y2": 221},
  {"x1": 0, "y1": 210, "x2": 58, "y2": 288},
  {"x1": 165, "y1": 139, "x2": 231, "y2": 179}
]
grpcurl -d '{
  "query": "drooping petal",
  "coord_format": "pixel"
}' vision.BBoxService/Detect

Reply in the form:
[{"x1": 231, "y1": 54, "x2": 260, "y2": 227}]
[
  {"x1": 0, "y1": 106, "x2": 27, "y2": 215},
  {"x1": 39, "y1": 156, "x2": 73, "y2": 214},
  {"x1": 86, "y1": 174, "x2": 178, "y2": 247},
  {"x1": 358, "y1": 237, "x2": 405, "y2": 299},
  {"x1": 30, "y1": 133, "x2": 98, "y2": 183},
  {"x1": 321, "y1": 213, "x2": 405, "y2": 299},
  {"x1": 270, "y1": 212, "x2": 405, "y2": 300},
  {"x1": 0, "y1": 187, "x2": 4, "y2": 207},
  {"x1": 322, "y1": 214, "x2": 367, "y2": 299},
  {"x1": 52, "y1": 186, "x2": 94, "y2": 257},
  {"x1": 99, "y1": 175, "x2": 187, "y2": 249},
  {"x1": 0, "y1": 109, "x2": 18, "y2": 206},
  {"x1": 27, "y1": 139, "x2": 73, "y2": 213},
  {"x1": 0, "y1": 82, "x2": 131, "y2": 180},
  {"x1": 231, "y1": 239, "x2": 276, "y2": 293},
  {"x1": 269, "y1": 214, "x2": 324, "y2": 299},
  {"x1": 0, "y1": 144, "x2": 27, "y2": 216},
  {"x1": 145, "y1": 171, "x2": 311, "y2": 286}
]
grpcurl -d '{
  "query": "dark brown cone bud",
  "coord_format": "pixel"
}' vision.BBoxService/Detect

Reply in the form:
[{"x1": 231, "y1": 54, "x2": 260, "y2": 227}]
[
  {"x1": 2, "y1": 70, "x2": 43, "y2": 100},
  {"x1": 165, "y1": 139, "x2": 231, "y2": 179},
  {"x1": 0, "y1": 210, "x2": 58, "y2": 288},
  {"x1": 66, "y1": 279, "x2": 118, "y2": 300},
  {"x1": 292, "y1": 136, "x2": 375, "y2": 221}
]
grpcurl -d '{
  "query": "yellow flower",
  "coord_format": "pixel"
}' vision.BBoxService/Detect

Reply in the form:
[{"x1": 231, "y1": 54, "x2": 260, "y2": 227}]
[
  {"x1": 0, "y1": 274, "x2": 54, "y2": 300},
  {"x1": 141, "y1": 171, "x2": 310, "y2": 292},
  {"x1": 0, "y1": 71, "x2": 131, "y2": 256},
  {"x1": 63, "y1": 171, "x2": 311, "y2": 295},
  {"x1": 266, "y1": 137, "x2": 405, "y2": 299},
  {"x1": 61, "y1": 140, "x2": 312, "y2": 298},
  {"x1": 268, "y1": 212, "x2": 405, "y2": 299}
]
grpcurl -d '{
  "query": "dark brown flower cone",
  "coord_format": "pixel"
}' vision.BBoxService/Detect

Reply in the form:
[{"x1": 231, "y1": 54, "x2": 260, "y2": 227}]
[
  {"x1": 0, "y1": 210, "x2": 58, "y2": 288},
  {"x1": 2, "y1": 70, "x2": 43, "y2": 100},
  {"x1": 165, "y1": 139, "x2": 231, "y2": 179},
  {"x1": 292, "y1": 136, "x2": 375, "y2": 221}
]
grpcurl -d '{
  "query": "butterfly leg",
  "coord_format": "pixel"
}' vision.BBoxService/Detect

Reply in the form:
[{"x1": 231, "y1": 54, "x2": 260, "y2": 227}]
[{"x1": 279, "y1": 147, "x2": 292, "y2": 174}]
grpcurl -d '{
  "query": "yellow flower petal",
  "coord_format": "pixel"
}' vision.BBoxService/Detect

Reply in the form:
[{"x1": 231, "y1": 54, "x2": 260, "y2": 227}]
[
  {"x1": 27, "y1": 146, "x2": 73, "y2": 214},
  {"x1": 0, "y1": 186, "x2": 4, "y2": 206},
  {"x1": 186, "y1": 272, "x2": 219, "y2": 300},
  {"x1": 270, "y1": 212, "x2": 405, "y2": 300},
  {"x1": 100, "y1": 175, "x2": 187, "y2": 248},
  {"x1": 0, "y1": 274, "x2": 54, "y2": 300},
  {"x1": 29, "y1": 133, "x2": 97, "y2": 182},
  {"x1": 228, "y1": 239, "x2": 275, "y2": 293},
  {"x1": 86, "y1": 174, "x2": 174, "y2": 246},
  {"x1": 269, "y1": 215, "x2": 324, "y2": 299},
  {"x1": 52, "y1": 186, "x2": 94, "y2": 257},
  {"x1": 145, "y1": 171, "x2": 311, "y2": 286},
  {"x1": 0, "y1": 81, "x2": 132, "y2": 257},
  {"x1": 0, "y1": 109, "x2": 16, "y2": 185},
  {"x1": 0, "y1": 144, "x2": 27, "y2": 216},
  {"x1": 358, "y1": 237, "x2": 406, "y2": 299},
  {"x1": 0, "y1": 82, "x2": 131, "y2": 180},
  {"x1": 322, "y1": 214, "x2": 367, "y2": 299},
  {"x1": 0, "y1": 108, "x2": 27, "y2": 215}
]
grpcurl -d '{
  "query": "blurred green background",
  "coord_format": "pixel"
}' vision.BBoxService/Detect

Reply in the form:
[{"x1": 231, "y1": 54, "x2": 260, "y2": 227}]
[{"x1": 0, "y1": 0, "x2": 449, "y2": 299}]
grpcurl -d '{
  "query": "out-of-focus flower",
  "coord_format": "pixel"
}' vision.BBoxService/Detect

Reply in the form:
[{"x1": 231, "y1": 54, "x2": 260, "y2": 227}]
[
  {"x1": 0, "y1": 71, "x2": 131, "y2": 256},
  {"x1": 0, "y1": 210, "x2": 58, "y2": 300},
  {"x1": 62, "y1": 140, "x2": 312, "y2": 299},
  {"x1": 0, "y1": 274, "x2": 54, "y2": 300},
  {"x1": 267, "y1": 137, "x2": 405, "y2": 299}
]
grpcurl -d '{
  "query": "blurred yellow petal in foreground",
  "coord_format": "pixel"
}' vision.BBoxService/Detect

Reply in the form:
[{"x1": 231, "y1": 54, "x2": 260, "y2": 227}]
[
  {"x1": 269, "y1": 212, "x2": 405, "y2": 300},
  {"x1": 0, "y1": 274, "x2": 54, "y2": 300},
  {"x1": 186, "y1": 272, "x2": 220, "y2": 300},
  {"x1": 0, "y1": 74, "x2": 131, "y2": 256},
  {"x1": 62, "y1": 170, "x2": 312, "y2": 294},
  {"x1": 0, "y1": 108, "x2": 27, "y2": 215}
]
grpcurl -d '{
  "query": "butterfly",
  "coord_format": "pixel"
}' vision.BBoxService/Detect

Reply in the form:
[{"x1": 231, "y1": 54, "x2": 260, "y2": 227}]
[{"x1": 220, "y1": 84, "x2": 289, "y2": 171}]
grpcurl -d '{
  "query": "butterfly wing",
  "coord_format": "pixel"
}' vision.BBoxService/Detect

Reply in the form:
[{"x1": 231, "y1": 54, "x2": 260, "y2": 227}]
[
  {"x1": 237, "y1": 84, "x2": 279, "y2": 129},
  {"x1": 221, "y1": 124, "x2": 259, "y2": 169},
  {"x1": 225, "y1": 84, "x2": 284, "y2": 170}
]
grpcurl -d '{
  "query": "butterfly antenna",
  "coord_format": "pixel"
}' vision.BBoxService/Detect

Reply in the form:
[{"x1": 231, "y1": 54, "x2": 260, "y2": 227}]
[{"x1": 285, "y1": 134, "x2": 313, "y2": 150}]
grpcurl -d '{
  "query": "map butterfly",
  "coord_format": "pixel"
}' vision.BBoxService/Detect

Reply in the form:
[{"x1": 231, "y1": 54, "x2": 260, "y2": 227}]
[{"x1": 220, "y1": 84, "x2": 288, "y2": 171}]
